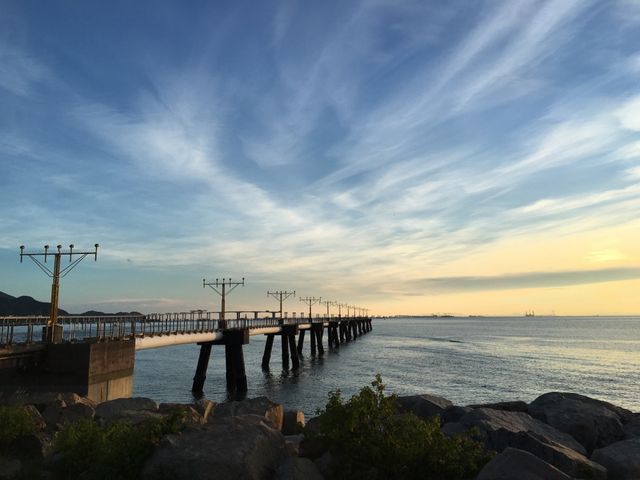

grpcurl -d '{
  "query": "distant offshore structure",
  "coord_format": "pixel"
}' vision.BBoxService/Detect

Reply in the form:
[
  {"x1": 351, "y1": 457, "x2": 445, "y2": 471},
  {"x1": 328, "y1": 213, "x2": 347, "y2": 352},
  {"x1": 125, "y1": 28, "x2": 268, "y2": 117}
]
[{"x1": 525, "y1": 310, "x2": 535, "y2": 317}]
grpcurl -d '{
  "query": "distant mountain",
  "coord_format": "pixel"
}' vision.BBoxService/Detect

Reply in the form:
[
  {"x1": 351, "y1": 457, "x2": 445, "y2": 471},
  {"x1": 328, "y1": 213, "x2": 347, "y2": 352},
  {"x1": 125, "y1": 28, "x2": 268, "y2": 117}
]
[
  {"x1": 77, "y1": 310, "x2": 143, "y2": 316},
  {"x1": 0, "y1": 291, "x2": 68, "y2": 316}
]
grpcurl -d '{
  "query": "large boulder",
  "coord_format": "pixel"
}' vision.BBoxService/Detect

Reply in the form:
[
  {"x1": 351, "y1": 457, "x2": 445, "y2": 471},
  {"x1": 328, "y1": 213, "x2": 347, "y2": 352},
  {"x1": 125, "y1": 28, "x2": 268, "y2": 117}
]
[
  {"x1": 623, "y1": 414, "x2": 640, "y2": 439},
  {"x1": 396, "y1": 393, "x2": 452, "y2": 420},
  {"x1": 468, "y1": 400, "x2": 529, "y2": 413},
  {"x1": 442, "y1": 405, "x2": 472, "y2": 424},
  {"x1": 214, "y1": 396, "x2": 284, "y2": 431},
  {"x1": 528, "y1": 392, "x2": 629, "y2": 452},
  {"x1": 275, "y1": 457, "x2": 324, "y2": 480},
  {"x1": 591, "y1": 437, "x2": 640, "y2": 480},
  {"x1": 159, "y1": 403, "x2": 203, "y2": 425},
  {"x1": 193, "y1": 398, "x2": 215, "y2": 423},
  {"x1": 492, "y1": 430, "x2": 606, "y2": 479},
  {"x1": 460, "y1": 407, "x2": 586, "y2": 455},
  {"x1": 476, "y1": 447, "x2": 571, "y2": 480},
  {"x1": 458, "y1": 408, "x2": 607, "y2": 478},
  {"x1": 141, "y1": 414, "x2": 286, "y2": 480},
  {"x1": 282, "y1": 410, "x2": 305, "y2": 435},
  {"x1": 95, "y1": 397, "x2": 158, "y2": 419}
]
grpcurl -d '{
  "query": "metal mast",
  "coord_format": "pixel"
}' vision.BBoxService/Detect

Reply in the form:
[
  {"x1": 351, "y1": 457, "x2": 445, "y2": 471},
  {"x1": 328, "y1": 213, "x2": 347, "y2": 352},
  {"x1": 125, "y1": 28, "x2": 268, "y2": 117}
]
[
  {"x1": 203, "y1": 277, "x2": 245, "y2": 321},
  {"x1": 20, "y1": 243, "x2": 99, "y2": 343},
  {"x1": 267, "y1": 290, "x2": 296, "y2": 316},
  {"x1": 320, "y1": 299, "x2": 337, "y2": 318},
  {"x1": 299, "y1": 296, "x2": 321, "y2": 320}
]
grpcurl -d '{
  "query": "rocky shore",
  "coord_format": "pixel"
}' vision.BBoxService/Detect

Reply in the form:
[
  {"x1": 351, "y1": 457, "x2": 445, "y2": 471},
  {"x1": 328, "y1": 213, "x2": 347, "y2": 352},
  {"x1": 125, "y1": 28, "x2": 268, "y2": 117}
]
[{"x1": 1, "y1": 389, "x2": 638, "y2": 480}]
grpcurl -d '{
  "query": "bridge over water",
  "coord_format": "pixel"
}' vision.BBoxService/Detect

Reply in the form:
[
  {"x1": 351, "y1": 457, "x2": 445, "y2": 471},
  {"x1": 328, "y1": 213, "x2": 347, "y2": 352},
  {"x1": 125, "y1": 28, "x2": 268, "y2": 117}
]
[{"x1": 0, "y1": 311, "x2": 373, "y2": 402}]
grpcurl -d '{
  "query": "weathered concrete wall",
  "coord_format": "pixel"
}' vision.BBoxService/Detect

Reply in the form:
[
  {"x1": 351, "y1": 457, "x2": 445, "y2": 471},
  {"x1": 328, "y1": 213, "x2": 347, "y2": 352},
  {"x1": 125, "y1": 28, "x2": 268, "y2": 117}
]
[{"x1": 0, "y1": 339, "x2": 135, "y2": 403}]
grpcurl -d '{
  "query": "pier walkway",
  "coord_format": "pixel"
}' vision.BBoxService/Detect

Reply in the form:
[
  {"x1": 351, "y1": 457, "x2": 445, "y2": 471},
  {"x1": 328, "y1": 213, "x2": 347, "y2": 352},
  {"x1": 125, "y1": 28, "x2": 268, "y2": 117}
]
[{"x1": 0, "y1": 311, "x2": 373, "y2": 401}]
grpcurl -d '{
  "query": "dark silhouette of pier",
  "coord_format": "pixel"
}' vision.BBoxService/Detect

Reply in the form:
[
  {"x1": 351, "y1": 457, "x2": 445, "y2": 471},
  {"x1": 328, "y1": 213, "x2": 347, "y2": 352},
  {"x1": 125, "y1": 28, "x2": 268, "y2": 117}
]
[
  {"x1": 1, "y1": 245, "x2": 373, "y2": 402},
  {"x1": 0, "y1": 310, "x2": 373, "y2": 401}
]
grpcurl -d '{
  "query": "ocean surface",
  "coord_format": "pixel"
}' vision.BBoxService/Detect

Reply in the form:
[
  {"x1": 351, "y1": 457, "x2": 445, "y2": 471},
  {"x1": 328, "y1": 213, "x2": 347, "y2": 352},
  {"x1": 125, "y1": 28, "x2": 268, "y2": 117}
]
[{"x1": 133, "y1": 316, "x2": 640, "y2": 415}]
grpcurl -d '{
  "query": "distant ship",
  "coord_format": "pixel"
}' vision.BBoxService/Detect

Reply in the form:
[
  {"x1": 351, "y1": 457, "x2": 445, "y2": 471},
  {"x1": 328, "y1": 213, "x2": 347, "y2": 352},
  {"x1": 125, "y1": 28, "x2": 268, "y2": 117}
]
[{"x1": 525, "y1": 310, "x2": 535, "y2": 317}]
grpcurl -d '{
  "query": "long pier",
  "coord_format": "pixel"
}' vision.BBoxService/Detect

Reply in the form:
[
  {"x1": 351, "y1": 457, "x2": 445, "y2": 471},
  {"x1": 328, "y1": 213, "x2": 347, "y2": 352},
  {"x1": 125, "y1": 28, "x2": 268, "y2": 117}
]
[{"x1": 0, "y1": 311, "x2": 373, "y2": 402}]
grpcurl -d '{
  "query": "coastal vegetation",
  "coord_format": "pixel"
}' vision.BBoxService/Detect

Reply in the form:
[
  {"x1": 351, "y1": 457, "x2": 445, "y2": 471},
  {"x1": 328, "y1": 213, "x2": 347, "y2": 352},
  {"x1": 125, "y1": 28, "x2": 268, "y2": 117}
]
[
  {"x1": 0, "y1": 405, "x2": 37, "y2": 445},
  {"x1": 307, "y1": 375, "x2": 492, "y2": 479},
  {"x1": 50, "y1": 407, "x2": 186, "y2": 480}
]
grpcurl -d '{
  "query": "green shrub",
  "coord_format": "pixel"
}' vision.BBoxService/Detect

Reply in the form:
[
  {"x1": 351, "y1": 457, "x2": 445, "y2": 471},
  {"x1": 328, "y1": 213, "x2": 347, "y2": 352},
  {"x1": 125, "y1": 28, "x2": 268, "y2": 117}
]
[
  {"x1": 51, "y1": 408, "x2": 185, "y2": 480},
  {"x1": 307, "y1": 375, "x2": 492, "y2": 480},
  {"x1": 0, "y1": 405, "x2": 37, "y2": 445}
]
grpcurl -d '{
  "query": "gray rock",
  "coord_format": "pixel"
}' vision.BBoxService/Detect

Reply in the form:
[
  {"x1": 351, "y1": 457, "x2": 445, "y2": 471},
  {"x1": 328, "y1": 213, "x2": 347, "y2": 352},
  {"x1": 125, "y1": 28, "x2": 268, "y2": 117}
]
[
  {"x1": 529, "y1": 392, "x2": 628, "y2": 452},
  {"x1": 441, "y1": 422, "x2": 467, "y2": 437},
  {"x1": 95, "y1": 397, "x2": 158, "y2": 419},
  {"x1": 275, "y1": 457, "x2": 324, "y2": 480},
  {"x1": 493, "y1": 430, "x2": 606, "y2": 479},
  {"x1": 460, "y1": 407, "x2": 586, "y2": 455},
  {"x1": 284, "y1": 434, "x2": 304, "y2": 456},
  {"x1": 41, "y1": 400, "x2": 66, "y2": 429},
  {"x1": 396, "y1": 393, "x2": 452, "y2": 420},
  {"x1": 193, "y1": 398, "x2": 215, "y2": 423},
  {"x1": 623, "y1": 414, "x2": 640, "y2": 439},
  {"x1": 60, "y1": 403, "x2": 95, "y2": 424},
  {"x1": 22, "y1": 405, "x2": 46, "y2": 430},
  {"x1": 109, "y1": 410, "x2": 166, "y2": 426},
  {"x1": 159, "y1": 403, "x2": 203, "y2": 425},
  {"x1": 214, "y1": 396, "x2": 284, "y2": 431},
  {"x1": 468, "y1": 400, "x2": 529, "y2": 413},
  {"x1": 282, "y1": 410, "x2": 305, "y2": 435},
  {"x1": 476, "y1": 447, "x2": 571, "y2": 480},
  {"x1": 592, "y1": 437, "x2": 640, "y2": 480},
  {"x1": 142, "y1": 414, "x2": 286, "y2": 480},
  {"x1": 442, "y1": 405, "x2": 472, "y2": 423}
]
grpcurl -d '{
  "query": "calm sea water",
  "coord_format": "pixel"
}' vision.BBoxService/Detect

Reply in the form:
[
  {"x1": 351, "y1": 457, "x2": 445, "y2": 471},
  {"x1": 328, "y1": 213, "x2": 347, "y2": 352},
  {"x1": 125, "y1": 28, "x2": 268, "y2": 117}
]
[{"x1": 133, "y1": 316, "x2": 640, "y2": 415}]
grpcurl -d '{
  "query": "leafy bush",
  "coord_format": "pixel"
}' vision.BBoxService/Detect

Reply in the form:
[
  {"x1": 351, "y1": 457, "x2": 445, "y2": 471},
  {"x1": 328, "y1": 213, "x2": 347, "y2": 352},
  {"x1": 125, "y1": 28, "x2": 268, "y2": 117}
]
[
  {"x1": 0, "y1": 405, "x2": 37, "y2": 445},
  {"x1": 51, "y1": 408, "x2": 185, "y2": 480},
  {"x1": 307, "y1": 375, "x2": 492, "y2": 480}
]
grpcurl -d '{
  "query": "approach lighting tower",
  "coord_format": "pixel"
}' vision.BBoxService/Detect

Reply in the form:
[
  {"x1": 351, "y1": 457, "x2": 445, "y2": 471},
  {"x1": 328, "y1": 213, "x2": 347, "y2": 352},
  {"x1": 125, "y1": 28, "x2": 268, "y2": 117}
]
[
  {"x1": 320, "y1": 299, "x2": 337, "y2": 318},
  {"x1": 20, "y1": 243, "x2": 99, "y2": 343},
  {"x1": 267, "y1": 290, "x2": 296, "y2": 316},
  {"x1": 299, "y1": 296, "x2": 321, "y2": 320},
  {"x1": 203, "y1": 277, "x2": 245, "y2": 320}
]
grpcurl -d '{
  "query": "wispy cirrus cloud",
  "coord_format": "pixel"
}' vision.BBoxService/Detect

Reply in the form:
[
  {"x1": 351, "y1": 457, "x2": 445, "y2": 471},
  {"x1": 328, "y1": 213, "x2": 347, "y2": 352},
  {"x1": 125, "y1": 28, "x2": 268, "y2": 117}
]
[{"x1": 409, "y1": 267, "x2": 640, "y2": 294}]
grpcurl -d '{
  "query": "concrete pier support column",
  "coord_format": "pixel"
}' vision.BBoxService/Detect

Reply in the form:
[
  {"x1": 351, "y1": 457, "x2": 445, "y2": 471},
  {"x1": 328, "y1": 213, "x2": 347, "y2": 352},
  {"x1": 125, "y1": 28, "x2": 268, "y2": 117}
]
[
  {"x1": 281, "y1": 333, "x2": 290, "y2": 370},
  {"x1": 192, "y1": 342, "x2": 213, "y2": 394},
  {"x1": 0, "y1": 339, "x2": 135, "y2": 403},
  {"x1": 224, "y1": 329, "x2": 249, "y2": 393},
  {"x1": 315, "y1": 324, "x2": 325, "y2": 355},
  {"x1": 288, "y1": 333, "x2": 300, "y2": 369},
  {"x1": 262, "y1": 334, "x2": 274, "y2": 370},
  {"x1": 310, "y1": 325, "x2": 317, "y2": 356},
  {"x1": 339, "y1": 322, "x2": 345, "y2": 343},
  {"x1": 297, "y1": 330, "x2": 305, "y2": 355}
]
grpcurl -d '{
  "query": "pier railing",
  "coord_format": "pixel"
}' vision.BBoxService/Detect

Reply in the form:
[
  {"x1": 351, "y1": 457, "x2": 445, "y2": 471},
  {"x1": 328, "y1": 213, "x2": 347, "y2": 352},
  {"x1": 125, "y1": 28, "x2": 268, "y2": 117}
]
[{"x1": 0, "y1": 311, "x2": 370, "y2": 346}]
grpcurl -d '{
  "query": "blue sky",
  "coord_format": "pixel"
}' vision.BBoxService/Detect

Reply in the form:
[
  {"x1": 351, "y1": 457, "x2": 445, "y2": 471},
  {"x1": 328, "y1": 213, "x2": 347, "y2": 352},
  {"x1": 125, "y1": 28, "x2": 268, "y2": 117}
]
[{"x1": 1, "y1": 0, "x2": 640, "y2": 315}]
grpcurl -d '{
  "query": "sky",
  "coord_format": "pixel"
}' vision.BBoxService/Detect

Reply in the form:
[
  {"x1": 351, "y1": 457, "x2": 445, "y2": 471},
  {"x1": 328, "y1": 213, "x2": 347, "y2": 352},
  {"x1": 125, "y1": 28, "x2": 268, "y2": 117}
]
[{"x1": 1, "y1": 0, "x2": 639, "y2": 316}]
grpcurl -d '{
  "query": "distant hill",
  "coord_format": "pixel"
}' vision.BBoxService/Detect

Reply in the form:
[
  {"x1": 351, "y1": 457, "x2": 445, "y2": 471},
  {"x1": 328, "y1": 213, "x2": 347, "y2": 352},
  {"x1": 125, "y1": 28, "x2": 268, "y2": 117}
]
[
  {"x1": 0, "y1": 291, "x2": 141, "y2": 316},
  {"x1": 0, "y1": 291, "x2": 68, "y2": 316}
]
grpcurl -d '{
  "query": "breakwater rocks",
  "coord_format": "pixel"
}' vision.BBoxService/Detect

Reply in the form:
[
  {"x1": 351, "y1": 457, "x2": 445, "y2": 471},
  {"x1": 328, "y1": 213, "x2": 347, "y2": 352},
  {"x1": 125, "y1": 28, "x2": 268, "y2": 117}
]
[{"x1": 1, "y1": 390, "x2": 639, "y2": 480}]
